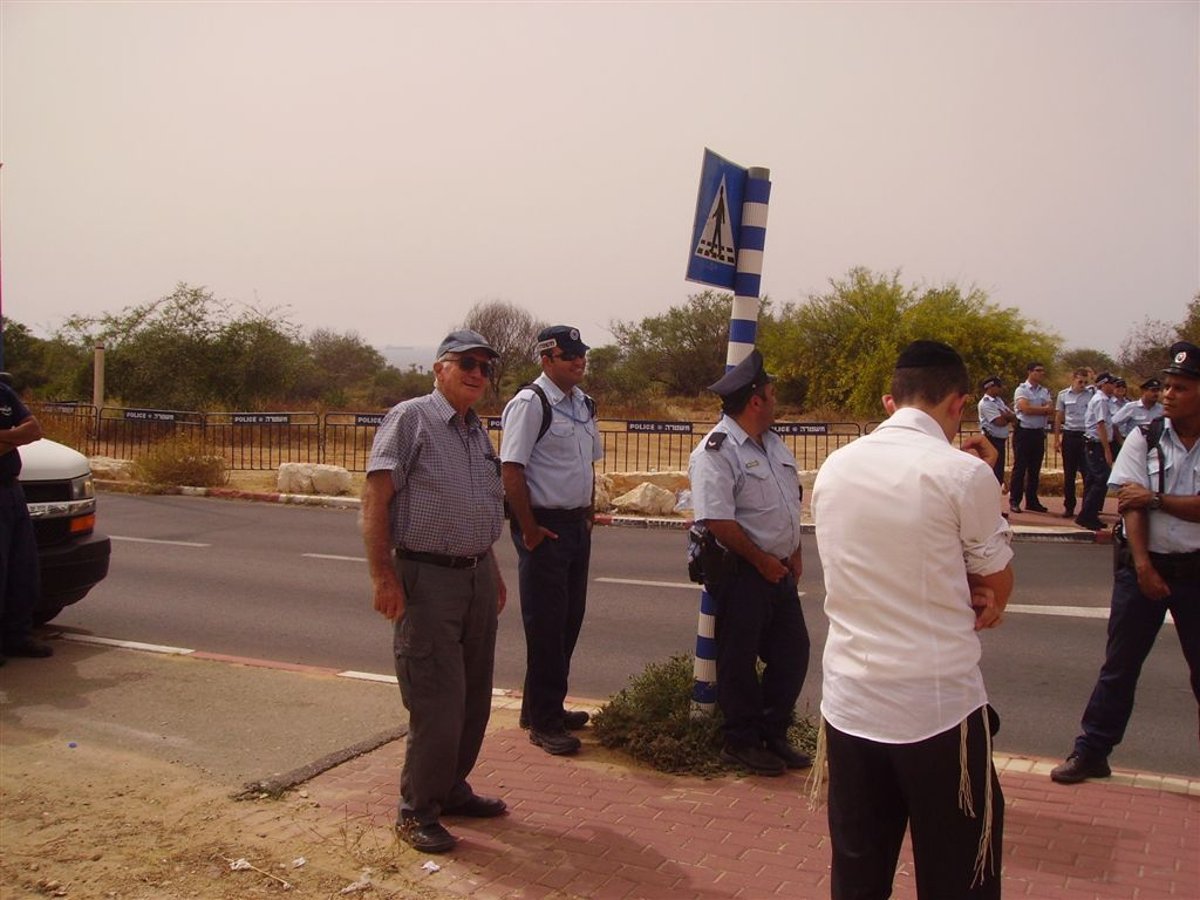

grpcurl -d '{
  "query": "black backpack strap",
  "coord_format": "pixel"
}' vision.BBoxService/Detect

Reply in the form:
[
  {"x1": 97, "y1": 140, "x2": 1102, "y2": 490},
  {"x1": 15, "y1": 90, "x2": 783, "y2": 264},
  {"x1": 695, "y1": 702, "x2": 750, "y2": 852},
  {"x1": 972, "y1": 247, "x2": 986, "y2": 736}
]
[
  {"x1": 517, "y1": 383, "x2": 553, "y2": 442},
  {"x1": 1139, "y1": 418, "x2": 1167, "y2": 496}
]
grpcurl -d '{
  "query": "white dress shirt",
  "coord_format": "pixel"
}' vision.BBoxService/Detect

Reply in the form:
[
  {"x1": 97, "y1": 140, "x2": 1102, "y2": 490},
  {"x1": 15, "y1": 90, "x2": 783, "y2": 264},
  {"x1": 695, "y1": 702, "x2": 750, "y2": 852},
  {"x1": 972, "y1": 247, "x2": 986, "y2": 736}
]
[{"x1": 812, "y1": 407, "x2": 1014, "y2": 743}]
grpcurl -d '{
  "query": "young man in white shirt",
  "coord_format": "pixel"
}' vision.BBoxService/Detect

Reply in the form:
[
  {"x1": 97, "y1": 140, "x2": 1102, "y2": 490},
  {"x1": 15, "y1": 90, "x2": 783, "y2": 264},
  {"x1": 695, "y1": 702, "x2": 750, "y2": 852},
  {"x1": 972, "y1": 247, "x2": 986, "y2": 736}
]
[{"x1": 813, "y1": 340, "x2": 1014, "y2": 899}]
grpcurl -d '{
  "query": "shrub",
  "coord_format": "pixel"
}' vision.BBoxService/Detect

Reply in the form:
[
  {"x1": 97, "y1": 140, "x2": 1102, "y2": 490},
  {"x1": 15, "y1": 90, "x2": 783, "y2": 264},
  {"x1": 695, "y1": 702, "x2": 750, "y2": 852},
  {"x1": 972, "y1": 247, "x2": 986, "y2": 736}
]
[
  {"x1": 134, "y1": 435, "x2": 227, "y2": 488},
  {"x1": 593, "y1": 653, "x2": 818, "y2": 777}
]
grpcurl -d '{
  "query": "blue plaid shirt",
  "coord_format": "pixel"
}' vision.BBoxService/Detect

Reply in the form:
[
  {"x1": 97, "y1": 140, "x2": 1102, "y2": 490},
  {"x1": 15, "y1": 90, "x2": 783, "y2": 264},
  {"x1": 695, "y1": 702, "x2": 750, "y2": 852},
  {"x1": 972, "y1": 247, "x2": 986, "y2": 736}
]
[{"x1": 367, "y1": 389, "x2": 504, "y2": 556}]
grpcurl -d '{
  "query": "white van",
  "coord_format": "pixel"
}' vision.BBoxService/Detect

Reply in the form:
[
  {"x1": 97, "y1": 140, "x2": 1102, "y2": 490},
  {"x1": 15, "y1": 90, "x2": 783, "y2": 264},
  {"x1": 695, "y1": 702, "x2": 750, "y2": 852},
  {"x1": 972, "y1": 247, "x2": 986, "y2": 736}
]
[{"x1": 19, "y1": 438, "x2": 111, "y2": 623}]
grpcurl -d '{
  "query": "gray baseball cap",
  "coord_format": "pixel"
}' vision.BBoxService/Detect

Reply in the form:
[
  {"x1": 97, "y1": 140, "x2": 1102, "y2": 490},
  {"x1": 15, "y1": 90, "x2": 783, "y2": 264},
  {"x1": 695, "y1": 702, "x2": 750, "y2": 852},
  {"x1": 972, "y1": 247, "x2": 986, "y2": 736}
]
[{"x1": 437, "y1": 329, "x2": 499, "y2": 359}]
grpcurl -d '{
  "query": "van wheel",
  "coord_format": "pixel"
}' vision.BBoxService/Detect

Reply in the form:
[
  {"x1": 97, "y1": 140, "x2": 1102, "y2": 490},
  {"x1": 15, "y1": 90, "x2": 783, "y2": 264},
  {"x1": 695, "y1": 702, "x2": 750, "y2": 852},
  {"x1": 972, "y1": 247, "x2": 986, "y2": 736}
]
[{"x1": 33, "y1": 605, "x2": 64, "y2": 626}]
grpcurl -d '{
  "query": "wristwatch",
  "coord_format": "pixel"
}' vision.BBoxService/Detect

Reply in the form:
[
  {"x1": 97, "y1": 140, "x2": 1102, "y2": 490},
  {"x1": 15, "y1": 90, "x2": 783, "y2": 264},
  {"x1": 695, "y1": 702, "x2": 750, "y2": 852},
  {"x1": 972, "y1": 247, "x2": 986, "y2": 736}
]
[{"x1": 1149, "y1": 492, "x2": 1163, "y2": 510}]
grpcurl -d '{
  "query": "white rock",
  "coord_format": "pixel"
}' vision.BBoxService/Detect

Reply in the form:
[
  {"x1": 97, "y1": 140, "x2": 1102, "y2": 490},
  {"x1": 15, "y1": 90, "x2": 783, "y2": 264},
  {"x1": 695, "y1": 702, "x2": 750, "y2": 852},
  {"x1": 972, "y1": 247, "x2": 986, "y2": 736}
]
[{"x1": 611, "y1": 482, "x2": 677, "y2": 516}]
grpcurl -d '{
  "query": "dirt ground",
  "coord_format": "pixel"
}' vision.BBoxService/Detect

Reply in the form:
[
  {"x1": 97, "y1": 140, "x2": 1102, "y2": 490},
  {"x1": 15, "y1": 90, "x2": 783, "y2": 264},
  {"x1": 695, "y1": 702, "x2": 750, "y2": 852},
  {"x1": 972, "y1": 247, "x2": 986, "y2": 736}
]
[{"x1": 0, "y1": 735, "x2": 456, "y2": 900}]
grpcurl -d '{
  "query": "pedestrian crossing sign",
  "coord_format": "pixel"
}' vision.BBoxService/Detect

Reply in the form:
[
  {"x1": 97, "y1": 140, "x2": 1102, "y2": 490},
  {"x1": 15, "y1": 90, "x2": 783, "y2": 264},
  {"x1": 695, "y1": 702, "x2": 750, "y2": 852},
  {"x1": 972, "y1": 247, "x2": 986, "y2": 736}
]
[{"x1": 686, "y1": 148, "x2": 747, "y2": 289}]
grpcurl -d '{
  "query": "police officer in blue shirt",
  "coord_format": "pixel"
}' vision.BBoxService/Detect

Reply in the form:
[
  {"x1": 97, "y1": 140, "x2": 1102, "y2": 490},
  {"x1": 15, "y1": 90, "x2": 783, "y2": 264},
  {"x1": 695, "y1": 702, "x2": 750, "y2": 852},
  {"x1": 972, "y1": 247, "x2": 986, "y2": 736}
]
[
  {"x1": 501, "y1": 326, "x2": 604, "y2": 757},
  {"x1": 1076, "y1": 373, "x2": 1118, "y2": 531},
  {"x1": 688, "y1": 350, "x2": 809, "y2": 777},
  {"x1": 1051, "y1": 343, "x2": 1200, "y2": 784},
  {"x1": 1054, "y1": 368, "x2": 1094, "y2": 519},
  {"x1": 1111, "y1": 378, "x2": 1164, "y2": 438},
  {"x1": 977, "y1": 376, "x2": 1016, "y2": 484},
  {"x1": 1010, "y1": 362, "x2": 1054, "y2": 513},
  {"x1": 0, "y1": 378, "x2": 52, "y2": 664}
]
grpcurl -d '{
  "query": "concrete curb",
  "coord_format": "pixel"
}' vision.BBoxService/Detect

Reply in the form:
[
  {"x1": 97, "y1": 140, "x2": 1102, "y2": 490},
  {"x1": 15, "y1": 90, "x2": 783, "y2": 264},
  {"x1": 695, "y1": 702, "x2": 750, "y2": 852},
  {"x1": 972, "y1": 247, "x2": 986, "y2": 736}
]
[{"x1": 100, "y1": 481, "x2": 1105, "y2": 544}]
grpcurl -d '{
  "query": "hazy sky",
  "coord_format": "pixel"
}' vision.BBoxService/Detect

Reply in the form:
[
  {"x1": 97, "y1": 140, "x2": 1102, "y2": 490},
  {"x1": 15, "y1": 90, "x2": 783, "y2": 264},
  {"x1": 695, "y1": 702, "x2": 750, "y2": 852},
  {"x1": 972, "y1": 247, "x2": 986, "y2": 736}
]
[{"x1": 3, "y1": 1, "x2": 1197, "y2": 357}]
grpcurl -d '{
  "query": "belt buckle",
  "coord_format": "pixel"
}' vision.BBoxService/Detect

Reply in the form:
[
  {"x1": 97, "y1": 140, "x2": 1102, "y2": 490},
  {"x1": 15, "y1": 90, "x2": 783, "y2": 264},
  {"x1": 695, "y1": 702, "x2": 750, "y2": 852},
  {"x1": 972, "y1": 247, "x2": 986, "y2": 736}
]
[{"x1": 465, "y1": 554, "x2": 480, "y2": 569}]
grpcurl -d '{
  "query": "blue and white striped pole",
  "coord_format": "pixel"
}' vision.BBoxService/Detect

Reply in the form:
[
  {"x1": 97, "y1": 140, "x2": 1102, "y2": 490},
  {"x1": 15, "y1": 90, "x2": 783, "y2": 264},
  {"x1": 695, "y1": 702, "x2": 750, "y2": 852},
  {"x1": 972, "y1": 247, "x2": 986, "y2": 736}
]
[{"x1": 693, "y1": 166, "x2": 772, "y2": 712}]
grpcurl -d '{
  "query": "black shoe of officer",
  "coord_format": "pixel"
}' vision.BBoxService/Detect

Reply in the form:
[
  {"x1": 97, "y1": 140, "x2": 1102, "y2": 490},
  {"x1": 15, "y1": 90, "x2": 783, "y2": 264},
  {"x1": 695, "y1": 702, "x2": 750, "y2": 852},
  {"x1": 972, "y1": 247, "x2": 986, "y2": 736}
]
[
  {"x1": 529, "y1": 727, "x2": 581, "y2": 756},
  {"x1": 1074, "y1": 516, "x2": 1106, "y2": 531},
  {"x1": 396, "y1": 811, "x2": 457, "y2": 853},
  {"x1": 563, "y1": 710, "x2": 590, "y2": 730},
  {"x1": 1050, "y1": 753, "x2": 1112, "y2": 785},
  {"x1": 1, "y1": 637, "x2": 53, "y2": 658},
  {"x1": 1026, "y1": 502, "x2": 1050, "y2": 513},
  {"x1": 765, "y1": 738, "x2": 813, "y2": 770},
  {"x1": 720, "y1": 743, "x2": 786, "y2": 776}
]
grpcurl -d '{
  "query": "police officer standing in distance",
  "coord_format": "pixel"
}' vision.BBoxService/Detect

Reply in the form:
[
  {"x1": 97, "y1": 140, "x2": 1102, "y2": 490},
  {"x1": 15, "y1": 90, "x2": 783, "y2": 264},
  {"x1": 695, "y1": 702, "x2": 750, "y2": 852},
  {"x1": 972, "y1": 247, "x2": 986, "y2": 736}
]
[
  {"x1": 977, "y1": 376, "x2": 1016, "y2": 485},
  {"x1": 501, "y1": 326, "x2": 604, "y2": 757},
  {"x1": 688, "y1": 350, "x2": 810, "y2": 777},
  {"x1": 1009, "y1": 361, "x2": 1054, "y2": 513},
  {"x1": 1051, "y1": 343, "x2": 1200, "y2": 784}
]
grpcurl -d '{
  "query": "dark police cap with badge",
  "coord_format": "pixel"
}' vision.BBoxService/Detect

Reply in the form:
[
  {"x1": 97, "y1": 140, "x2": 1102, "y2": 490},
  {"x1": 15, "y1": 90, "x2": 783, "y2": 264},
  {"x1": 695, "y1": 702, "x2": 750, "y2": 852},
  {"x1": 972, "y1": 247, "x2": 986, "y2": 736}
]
[
  {"x1": 1094, "y1": 372, "x2": 1115, "y2": 386},
  {"x1": 708, "y1": 349, "x2": 772, "y2": 405},
  {"x1": 535, "y1": 325, "x2": 590, "y2": 358},
  {"x1": 1163, "y1": 341, "x2": 1200, "y2": 379},
  {"x1": 980, "y1": 375, "x2": 1003, "y2": 391},
  {"x1": 1140, "y1": 377, "x2": 1163, "y2": 390}
]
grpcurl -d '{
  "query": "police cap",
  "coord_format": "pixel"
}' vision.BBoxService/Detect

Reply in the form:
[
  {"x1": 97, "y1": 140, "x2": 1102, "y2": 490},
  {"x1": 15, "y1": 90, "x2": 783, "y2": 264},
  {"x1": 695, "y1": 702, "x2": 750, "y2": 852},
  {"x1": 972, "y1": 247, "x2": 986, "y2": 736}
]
[
  {"x1": 1140, "y1": 377, "x2": 1163, "y2": 390},
  {"x1": 534, "y1": 325, "x2": 590, "y2": 357},
  {"x1": 708, "y1": 349, "x2": 771, "y2": 399},
  {"x1": 1094, "y1": 372, "x2": 1115, "y2": 386},
  {"x1": 1163, "y1": 341, "x2": 1200, "y2": 379},
  {"x1": 980, "y1": 375, "x2": 1003, "y2": 391}
]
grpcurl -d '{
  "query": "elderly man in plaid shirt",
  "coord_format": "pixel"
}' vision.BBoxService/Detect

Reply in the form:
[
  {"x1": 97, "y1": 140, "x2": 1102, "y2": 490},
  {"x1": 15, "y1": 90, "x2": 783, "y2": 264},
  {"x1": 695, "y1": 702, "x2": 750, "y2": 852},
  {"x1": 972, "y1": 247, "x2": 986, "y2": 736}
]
[{"x1": 362, "y1": 329, "x2": 509, "y2": 854}]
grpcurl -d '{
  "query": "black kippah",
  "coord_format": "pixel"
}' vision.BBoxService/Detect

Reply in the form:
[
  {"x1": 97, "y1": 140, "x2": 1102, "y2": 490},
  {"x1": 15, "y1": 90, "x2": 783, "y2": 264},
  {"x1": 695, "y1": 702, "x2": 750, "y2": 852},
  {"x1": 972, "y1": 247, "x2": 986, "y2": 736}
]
[{"x1": 895, "y1": 340, "x2": 962, "y2": 369}]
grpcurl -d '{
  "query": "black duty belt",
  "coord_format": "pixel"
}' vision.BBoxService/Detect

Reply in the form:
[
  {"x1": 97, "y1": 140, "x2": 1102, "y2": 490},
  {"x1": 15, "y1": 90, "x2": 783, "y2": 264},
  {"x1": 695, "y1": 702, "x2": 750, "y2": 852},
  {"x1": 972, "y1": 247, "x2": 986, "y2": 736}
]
[
  {"x1": 1149, "y1": 550, "x2": 1200, "y2": 581},
  {"x1": 531, "y1": 506, "x2": 591, "y2": 523},
  {"x1": 395, "y1": 548, "x2": 488, "y2": 569}
]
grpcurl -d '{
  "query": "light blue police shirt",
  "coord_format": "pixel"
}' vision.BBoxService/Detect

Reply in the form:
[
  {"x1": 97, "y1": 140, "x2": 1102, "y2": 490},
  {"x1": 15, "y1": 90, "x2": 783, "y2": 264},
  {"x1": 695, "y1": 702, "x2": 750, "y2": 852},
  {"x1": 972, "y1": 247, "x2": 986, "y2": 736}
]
[
  {"x1": 1112, "y1": 400, "x2": 1164, "y2": 437},
  {"x1": 977, "y1": 394, "x2": 1012, "y2": 439},
  {"x1": 1056, "y1": 387, "x2": 1089, "y2": 432},
  {"x1": 688, "y1": 415, "x2": 802, "y2": 559},
  {"x1": 500, "y1": 373, "x2": 603, "y2": 509},
  {"x1": 1014, "y1": 381, "x2": 1052, "y2": 428},
  {"x1": 1084, "y1": 391, "x2": 1114, "y2": 440},
  {"x1": 1109, "y1": 420, "x2": 1200, "y2": 554}
]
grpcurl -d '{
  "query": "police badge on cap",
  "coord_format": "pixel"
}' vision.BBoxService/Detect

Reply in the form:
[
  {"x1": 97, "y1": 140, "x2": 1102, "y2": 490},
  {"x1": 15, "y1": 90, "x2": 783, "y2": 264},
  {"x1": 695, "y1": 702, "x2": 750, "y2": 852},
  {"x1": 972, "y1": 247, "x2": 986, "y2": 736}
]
[
  {"x1": 1163, "y1": 341, "x2": 1200, "y2": 379},
  {"x1": 534, "y1": 325, "x2": 590, "y2": 357}
]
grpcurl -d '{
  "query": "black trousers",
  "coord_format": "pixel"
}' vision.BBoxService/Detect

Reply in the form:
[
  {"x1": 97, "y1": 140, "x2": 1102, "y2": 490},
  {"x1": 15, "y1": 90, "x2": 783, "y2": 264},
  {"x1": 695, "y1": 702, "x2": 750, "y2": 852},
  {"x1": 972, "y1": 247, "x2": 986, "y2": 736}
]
[
  {"x1": 984, "y1": 435, "x2": 1007, "y2": 485},
  {"x1": 827, "y1": 707, "x2": 1004, "y2": 900},
  {"x1": 1060, "y1": 430, "x2": 1085, "y2": 513},
  {"x1": 1008, "y1": 426, "x2": 1045, "y2": 507},
  {"x1": 511, "y1": 513, "x2": 591, "y2": 731},
  {"x1": 711, "y1": 561, "x2": 809, "y2": 747},
  {"x1": 1074, "y1": 566, "x2": 1200, "y2": 760},
  {"x1": 1079, "y1": 441, "x2": 1111, "y2": 523},
  {"x1": 0, "y1": 482, "x2": 41, "y2": 643}
]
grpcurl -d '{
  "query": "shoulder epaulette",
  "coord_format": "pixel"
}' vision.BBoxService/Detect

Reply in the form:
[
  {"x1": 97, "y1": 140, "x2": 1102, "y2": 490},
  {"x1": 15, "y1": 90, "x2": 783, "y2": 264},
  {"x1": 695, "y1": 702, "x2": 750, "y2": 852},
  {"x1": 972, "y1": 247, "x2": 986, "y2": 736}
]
[{"x1": 705, "y1": 432, "x2": 728, "y2": 451}]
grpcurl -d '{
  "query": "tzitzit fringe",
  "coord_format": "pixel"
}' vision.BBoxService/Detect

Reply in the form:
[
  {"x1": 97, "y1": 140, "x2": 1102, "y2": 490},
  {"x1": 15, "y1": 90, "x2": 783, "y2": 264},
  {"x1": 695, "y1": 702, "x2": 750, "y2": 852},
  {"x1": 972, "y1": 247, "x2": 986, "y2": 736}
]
[
  {"x1": 805, "y1": 718, "x2": 828, "y2": 810},
  {"x1": 959, "y1": 705, "x2": 998, "y2": 887}
]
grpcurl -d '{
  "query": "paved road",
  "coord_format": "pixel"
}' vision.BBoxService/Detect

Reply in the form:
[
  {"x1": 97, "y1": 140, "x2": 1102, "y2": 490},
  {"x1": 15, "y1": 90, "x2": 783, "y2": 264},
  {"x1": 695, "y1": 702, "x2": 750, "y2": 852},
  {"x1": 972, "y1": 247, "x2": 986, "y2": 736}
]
[{"x1": 51, "y1": 493, "x2": 1199, "y2": 776}]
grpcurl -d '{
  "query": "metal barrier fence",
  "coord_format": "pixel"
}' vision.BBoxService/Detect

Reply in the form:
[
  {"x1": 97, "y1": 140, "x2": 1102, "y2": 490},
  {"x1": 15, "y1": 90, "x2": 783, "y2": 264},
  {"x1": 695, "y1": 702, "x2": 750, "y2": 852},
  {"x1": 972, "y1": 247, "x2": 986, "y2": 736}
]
[{"x1": 30, "y1": 402, "x2": 1063, "y2": 474}]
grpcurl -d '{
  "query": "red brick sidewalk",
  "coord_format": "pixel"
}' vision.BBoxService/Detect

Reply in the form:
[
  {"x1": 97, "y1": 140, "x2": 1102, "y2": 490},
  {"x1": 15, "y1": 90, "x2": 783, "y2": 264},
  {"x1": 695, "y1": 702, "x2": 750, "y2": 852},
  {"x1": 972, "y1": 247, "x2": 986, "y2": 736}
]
[{"x1": 304, "y1": 703, "x2": 1199, "y2": 899}]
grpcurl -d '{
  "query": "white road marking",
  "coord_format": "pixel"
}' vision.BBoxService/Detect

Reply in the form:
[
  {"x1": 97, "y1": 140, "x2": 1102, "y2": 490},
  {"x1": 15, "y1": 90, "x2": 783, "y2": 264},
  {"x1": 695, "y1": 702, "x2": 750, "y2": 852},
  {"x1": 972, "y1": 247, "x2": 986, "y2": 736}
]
[
  {"x1": 64, "y1": 634, "x2": 196, "y2": 654},
  {"x1": 303, "y1": 553, "x2": 366, "y2": 562},
  {"x1": 111, "y1": 535, "x2": 210, "y2": 548},
  {"x1": 595, "y1": 576, "x2": 807, "y2": 597}
]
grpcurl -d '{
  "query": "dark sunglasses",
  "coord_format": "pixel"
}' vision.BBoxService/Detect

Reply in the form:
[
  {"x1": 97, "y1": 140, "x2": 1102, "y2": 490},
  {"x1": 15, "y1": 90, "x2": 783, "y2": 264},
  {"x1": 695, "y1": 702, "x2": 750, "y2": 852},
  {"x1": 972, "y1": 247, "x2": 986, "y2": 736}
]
[
  {"x1": 552, "y1": 351, "x2": 585, "y2": 362},
  {"x1": 451, "y1": 357, "x2": 495, "y2": 377}
]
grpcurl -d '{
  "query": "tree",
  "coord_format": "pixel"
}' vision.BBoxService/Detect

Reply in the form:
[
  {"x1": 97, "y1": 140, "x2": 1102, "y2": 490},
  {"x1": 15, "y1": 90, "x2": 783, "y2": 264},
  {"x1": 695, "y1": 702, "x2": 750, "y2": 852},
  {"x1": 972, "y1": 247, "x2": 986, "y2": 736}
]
[
  {"x1": 1118, "y1": 317, "x2": 1177, "y2": 381},
  {"x1": 462, "y1": 299, "x2": 546, "y2": 396},
  {"x1": 1058, "y1": 348, "x2": 1118, "y2": 375},
  {"x1": 611, "y1": 290, "x2": 759, "y2": 396},
  {"x1": 770, "y1": 268, "x2": 1059, "y2": 416}
]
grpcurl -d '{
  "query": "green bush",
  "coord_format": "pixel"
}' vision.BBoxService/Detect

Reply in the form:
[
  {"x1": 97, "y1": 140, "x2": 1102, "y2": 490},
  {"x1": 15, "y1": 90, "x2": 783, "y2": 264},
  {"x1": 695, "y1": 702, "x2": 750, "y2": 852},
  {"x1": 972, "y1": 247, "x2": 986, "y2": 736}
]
[
  {"x1": 134, "y1": 435, "x2": 227, "y2": 488},
  {"x1": 593, "y1": 653, "x2": 818, "y2": 777}
]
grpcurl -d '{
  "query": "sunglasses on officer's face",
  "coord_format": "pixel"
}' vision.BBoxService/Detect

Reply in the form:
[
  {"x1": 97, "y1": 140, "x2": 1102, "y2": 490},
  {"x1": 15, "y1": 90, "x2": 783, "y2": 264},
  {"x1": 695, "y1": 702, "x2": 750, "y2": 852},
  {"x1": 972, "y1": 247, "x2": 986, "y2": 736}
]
[
  {"x1": 452, "y1": 356, "x2": 495, "y2": 377},
  {"x1": 552, "y1": 351, "x2": 584, "y2": 362}
]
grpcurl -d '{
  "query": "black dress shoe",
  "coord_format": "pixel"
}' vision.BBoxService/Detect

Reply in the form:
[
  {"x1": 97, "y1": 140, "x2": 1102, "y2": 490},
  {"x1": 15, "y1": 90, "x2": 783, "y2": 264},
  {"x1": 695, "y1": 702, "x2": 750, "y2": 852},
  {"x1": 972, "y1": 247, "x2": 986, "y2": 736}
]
[
  {"x1": 1074, "y1": 517, "x2": 1106, "y2": 531},
  {"x1": 1050, "y1": 753, "x2": 1111, "y2": 785},
  {"x1": 720, "y1": 743, "x2": 785, "y2": 776},
  {"x1": 529, "y1": 727, "x2": 581, "y2": 756},
  {"x1": 1026, "y1": 502, "x2": 1050, "y2": 513},
  {"x1": 1061, "y1": 508, "x2": 1076, "y2": 518},
  {"x1": 765, "y1": 738, "x2": 812, "y2": 770},
  {"x1": 563, "y1": 710, "x2": 590, "y2": 730},
  {"x1": 442, "y1": 794, "x2": 507, "y2": 818},
  {"x1": 1010, "y1": 504, "x2": 1022, "y2": 514},
  {"x1": 2, "y1": 637, "x2": 53, "y2": 658},
  {"x1": 396, "y1": 813, "x2": 457, "y2": 853}
]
